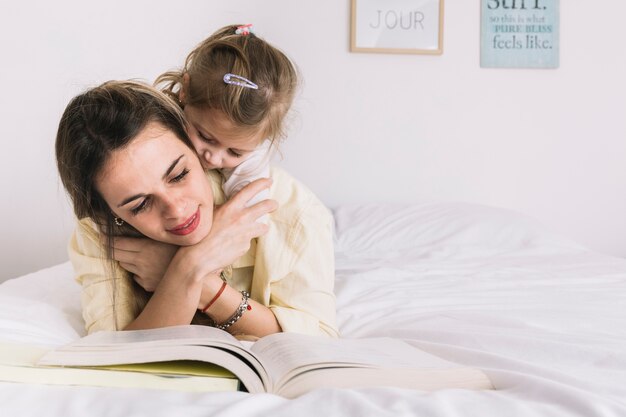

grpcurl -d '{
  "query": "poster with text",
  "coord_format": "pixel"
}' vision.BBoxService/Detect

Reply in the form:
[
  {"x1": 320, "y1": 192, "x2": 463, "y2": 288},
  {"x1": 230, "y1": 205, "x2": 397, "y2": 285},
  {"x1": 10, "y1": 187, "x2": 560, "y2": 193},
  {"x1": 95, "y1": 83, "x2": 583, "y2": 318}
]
[{"x1": 480, "y1": 0, "x2": 559, "y2": 68}]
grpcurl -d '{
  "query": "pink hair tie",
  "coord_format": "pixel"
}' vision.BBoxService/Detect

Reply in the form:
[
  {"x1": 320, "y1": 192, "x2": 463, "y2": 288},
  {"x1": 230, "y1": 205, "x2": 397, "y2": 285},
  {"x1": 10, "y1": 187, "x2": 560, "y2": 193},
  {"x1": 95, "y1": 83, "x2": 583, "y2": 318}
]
[{"x1": 235, "y1": 24, "x2": 253, "y2": 35}]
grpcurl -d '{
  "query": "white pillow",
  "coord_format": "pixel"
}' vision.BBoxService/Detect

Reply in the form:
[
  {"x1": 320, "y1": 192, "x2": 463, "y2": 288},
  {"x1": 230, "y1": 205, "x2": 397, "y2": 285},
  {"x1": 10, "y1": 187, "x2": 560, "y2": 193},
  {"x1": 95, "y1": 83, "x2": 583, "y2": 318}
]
[
  {"x1": 0, "y1": 262, "x2": 84, "y2": 346},
  {"x1": 332, "y1": 202, "x2": 583, "y2": 260}
]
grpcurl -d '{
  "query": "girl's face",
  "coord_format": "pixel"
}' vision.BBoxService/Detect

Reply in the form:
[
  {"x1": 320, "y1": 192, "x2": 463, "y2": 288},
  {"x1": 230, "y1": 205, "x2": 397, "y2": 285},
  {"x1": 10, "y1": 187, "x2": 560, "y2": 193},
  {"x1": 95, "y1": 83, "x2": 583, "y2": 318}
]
[
  {"x1": 184, "y1": 105, "x2": 265, "y2": 170},
  {"x1": 96, "y1": 122, "x2": 214, "y2": 246}
]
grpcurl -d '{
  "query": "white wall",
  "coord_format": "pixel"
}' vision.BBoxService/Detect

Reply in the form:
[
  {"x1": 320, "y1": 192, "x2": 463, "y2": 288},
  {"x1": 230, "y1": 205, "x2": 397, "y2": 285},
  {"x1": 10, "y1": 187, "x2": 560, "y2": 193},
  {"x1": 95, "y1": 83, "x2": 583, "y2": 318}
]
[{"x1": 1, "y1": 0, "x2": 624, "y2": 282}]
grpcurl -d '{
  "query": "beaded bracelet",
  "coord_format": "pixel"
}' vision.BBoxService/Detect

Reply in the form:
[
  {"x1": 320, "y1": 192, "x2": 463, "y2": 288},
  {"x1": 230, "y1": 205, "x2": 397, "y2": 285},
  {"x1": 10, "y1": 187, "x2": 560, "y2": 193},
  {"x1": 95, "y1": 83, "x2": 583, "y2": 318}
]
[{"x1": 215, "y1": 291, "x2": 251, "y2": 331}]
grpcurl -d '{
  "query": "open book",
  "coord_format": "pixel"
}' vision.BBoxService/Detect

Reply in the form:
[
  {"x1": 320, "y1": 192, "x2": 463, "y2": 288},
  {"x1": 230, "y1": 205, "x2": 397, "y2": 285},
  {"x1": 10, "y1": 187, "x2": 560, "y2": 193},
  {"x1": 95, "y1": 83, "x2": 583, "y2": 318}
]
[
  {"x1": 0, "y1": 342, "x2": 238, "y2": 392},
  {"x1": 34, "y1": 325, "x2": 493, "y2": 397}
]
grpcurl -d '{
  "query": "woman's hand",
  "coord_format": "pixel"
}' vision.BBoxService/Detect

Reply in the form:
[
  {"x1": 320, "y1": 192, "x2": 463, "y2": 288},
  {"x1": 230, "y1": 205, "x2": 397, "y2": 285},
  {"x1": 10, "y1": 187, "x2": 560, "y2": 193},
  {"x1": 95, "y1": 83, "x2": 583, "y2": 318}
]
[
  {"x1": 180, "y1": 177, "x2": 277, "y2": 278},
  {"x1": 111, "y1": 237, "x2": 178, "y2": 292},
  {"x1": 113, "y1": 178, "x2": 275, "y2": 293},
  {"x1": 124, "y1": 178, "x2": 280, "y2": 335}
]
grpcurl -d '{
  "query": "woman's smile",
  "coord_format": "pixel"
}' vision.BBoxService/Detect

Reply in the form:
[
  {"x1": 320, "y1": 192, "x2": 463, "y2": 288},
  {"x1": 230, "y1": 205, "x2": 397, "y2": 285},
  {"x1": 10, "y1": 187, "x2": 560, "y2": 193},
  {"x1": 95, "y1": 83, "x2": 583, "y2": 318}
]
[{"x1": 168, "y1": 208, "x2": 201, "y2": 236}]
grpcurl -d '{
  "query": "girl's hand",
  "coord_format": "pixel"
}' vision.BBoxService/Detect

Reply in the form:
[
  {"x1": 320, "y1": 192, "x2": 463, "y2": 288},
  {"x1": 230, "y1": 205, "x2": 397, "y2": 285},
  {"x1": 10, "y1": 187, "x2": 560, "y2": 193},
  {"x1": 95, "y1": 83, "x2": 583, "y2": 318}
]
[
  {"x1": 111, "y1": 237, "x2": 178, "y2": 292},
  {"x1": 181, "y1": 178, "x2": 277, "y2": 277}
]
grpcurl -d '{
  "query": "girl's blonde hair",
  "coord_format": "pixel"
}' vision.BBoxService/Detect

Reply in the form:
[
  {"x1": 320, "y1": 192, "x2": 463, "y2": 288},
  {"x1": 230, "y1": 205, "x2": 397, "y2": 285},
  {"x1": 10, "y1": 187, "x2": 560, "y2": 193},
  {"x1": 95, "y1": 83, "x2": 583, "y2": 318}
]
[{"x1": 155, "y1": 24, "x2": 298, "y2": 146}]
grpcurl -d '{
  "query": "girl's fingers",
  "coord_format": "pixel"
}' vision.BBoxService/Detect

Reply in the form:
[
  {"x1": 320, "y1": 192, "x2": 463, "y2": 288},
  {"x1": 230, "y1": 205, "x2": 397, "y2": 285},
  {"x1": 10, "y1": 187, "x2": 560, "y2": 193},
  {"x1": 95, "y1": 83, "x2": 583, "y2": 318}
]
[
  {"x1": 247, "y1": 198, "x2": 278, "y2": 222},
  {"x1": 253, "y1": 222, "x2": 270, "y2": 238}
]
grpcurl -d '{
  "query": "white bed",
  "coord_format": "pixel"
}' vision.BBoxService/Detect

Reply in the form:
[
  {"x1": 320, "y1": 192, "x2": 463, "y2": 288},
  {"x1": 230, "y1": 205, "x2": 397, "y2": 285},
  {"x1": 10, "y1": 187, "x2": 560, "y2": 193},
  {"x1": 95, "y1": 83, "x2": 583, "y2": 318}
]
[{"x1": 1, "y1": 202, "x2": 625, "y2": 416}]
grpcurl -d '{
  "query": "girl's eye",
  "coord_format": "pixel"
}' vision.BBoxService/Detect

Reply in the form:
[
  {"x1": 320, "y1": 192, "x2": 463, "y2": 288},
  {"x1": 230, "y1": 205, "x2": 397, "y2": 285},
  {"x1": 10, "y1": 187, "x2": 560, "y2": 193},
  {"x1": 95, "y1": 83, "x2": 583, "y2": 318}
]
[
  {"x1": 171, "y1": 168, "x2": 190, "y2": 183},
  {"x1": 198, "y1": 131, "x2": 215, "y2": 144},
  {"x1": 131, "y1": 198, "x2": 150, "y2": 216},
  {"x1": 228, "y1": 149, "x2": 242, "y2": 158}
]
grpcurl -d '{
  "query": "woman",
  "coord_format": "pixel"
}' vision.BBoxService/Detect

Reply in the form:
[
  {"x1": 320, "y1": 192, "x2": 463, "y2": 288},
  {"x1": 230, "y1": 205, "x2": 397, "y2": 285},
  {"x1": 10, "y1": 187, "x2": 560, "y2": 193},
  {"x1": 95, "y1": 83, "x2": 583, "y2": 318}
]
[{"x1": 56, "y1": 80, "x2": 338, "y2": 338}]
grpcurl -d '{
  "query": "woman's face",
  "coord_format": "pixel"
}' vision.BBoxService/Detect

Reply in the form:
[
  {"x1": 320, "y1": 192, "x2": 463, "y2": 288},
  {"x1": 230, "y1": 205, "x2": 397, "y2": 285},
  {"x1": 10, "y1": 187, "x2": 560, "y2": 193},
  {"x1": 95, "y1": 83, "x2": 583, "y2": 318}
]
[
  {"x1": 96, "y1": 122, "x2": 213, "y2": 246},
  {"x1": 184, "y1": 105, "x2": 264, "y2": 170}
]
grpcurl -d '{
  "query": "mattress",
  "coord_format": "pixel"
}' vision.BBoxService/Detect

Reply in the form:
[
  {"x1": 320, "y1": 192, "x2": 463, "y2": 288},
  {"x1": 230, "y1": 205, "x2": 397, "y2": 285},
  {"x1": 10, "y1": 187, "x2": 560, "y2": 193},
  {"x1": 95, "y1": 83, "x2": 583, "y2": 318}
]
[{"x1": 1, "y1": 202, "x2": 625, "y2": 416}]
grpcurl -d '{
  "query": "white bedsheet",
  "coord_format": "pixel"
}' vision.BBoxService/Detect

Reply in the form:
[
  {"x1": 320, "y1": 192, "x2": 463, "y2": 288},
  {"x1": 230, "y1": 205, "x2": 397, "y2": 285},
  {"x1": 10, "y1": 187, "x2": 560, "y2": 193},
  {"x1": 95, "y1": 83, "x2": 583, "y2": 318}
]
[{"x1": 1, "y1": 202, "x2": 625, "y2": 416}]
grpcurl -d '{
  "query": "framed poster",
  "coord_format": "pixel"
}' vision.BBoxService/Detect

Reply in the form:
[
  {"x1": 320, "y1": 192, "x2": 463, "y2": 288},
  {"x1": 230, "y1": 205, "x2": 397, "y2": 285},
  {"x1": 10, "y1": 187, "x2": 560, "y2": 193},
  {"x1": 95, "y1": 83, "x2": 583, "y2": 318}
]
[
  {"x1": 351, "y1": 0, "x2": 444, "y2": 55},
  {"x1": 480, "y1": 0, "x2": 560, "y2": 68}
]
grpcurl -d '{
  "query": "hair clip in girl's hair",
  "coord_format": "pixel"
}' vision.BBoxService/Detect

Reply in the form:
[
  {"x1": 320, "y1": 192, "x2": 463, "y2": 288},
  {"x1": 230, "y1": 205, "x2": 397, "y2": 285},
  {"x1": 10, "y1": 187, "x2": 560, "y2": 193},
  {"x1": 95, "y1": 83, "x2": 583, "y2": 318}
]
[
  {"x1": 223, "y1": 73, "x2": 258, "y2": 90},
  {"x1": 235, "y1": 24, "x2": 253, "y2": 35}
]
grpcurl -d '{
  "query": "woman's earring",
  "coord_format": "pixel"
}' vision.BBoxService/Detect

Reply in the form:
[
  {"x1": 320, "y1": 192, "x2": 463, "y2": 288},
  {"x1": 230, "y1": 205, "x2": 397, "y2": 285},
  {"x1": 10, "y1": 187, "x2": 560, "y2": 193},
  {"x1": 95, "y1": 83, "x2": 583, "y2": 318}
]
[{"x1": 114, "y1": 217, "x2": 125, "y2": 227}]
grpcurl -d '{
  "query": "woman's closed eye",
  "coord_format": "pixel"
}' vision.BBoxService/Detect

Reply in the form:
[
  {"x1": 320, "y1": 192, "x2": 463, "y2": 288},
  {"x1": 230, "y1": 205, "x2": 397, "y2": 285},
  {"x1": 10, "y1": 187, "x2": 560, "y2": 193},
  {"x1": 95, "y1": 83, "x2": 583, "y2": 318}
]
[
  {"x1": 131, "y1": 198, "x2": 151, "y2": 216},
  {"x1": 171, "y1": 168, "x2": 190, "y2": 183},
  {"x1": 128, "y1": 169, "x2": 189, "y2": 216}
]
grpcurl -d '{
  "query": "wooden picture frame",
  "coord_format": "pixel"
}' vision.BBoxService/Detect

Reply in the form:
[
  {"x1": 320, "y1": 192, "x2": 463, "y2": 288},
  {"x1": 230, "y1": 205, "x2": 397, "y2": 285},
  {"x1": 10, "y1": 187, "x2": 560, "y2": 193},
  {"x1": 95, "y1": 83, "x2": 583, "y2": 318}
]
[{"x1": 350, "y1": 0, "x2": 444, "y2": 55}]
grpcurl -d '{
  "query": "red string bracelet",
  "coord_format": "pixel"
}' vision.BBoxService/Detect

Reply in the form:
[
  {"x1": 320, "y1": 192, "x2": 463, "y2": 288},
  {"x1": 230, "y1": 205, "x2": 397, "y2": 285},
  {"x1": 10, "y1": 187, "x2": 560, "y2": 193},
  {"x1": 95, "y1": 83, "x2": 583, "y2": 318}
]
[{"x1": 201, "y1": 281, "x2": 227, "y2": 314}]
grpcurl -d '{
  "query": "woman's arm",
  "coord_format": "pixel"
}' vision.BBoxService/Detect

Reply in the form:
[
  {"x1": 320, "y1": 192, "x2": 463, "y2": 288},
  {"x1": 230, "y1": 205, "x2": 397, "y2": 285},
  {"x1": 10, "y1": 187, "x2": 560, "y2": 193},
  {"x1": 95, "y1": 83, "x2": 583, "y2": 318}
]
[
  {"x1": 123, "y1": 178, "x2": 279, "y2": 332},
  {"x1": 113, "y1": 222, "x2": 283, "y2": 336},
  {"x1": 195, "y1": 277, "x2": 282, "y2": 337},
  {"x1": 71, "y1": 179, "x2": 277, "y2": 334}
]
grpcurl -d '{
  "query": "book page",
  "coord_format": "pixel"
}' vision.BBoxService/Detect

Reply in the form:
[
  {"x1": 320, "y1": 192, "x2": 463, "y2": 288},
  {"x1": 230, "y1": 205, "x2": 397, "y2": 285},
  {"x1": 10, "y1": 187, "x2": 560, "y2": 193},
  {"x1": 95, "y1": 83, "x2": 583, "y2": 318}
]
[
  {"x1": 99, "y1": 360, "x2": 235, "y2": 378},
  {"x1": 0, "y1": 342, "x2": 239, "y2": 392},
  {"x1": 41, "y1": 343, "x2": 265, "y2": 393},
  {"x1": 37, "y1": 326, "x2": 271, "y2": 393},
  {"x1": 250, "y1": 333, "x2": 467, "y2": 391},
  {"x1": 66, "y1": 325, "x2": 240, "y2": 348},
  {"x1": 276, "y1": 366, "x2": 494, "y2": 399}
]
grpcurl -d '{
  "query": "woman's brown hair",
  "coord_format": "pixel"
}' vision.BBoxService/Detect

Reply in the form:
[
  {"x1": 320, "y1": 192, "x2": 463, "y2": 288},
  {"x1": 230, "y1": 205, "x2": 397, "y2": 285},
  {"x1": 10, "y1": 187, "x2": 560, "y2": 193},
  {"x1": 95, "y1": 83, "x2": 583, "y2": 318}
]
[
  {"x1": 56, "y1": 80, "x2": 192, "y2": 244},
  {"x1": 55, "y1": 80, "x2": 194, "y2": 325},
  {"x1": 156, "y1": 24, "x2": 298, "y2": 146}
]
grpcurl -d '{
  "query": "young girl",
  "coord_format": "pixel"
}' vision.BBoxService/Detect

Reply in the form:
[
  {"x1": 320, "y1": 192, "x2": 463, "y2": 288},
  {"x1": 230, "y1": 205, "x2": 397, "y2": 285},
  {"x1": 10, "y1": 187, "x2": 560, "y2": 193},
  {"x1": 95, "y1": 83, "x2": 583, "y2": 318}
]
[
  {"x1": 157, "y1": 24, "x2": 297, "y2": 211},
  {"x1": 71, "y1": 27, "x2": 339, "y2": 337}
]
